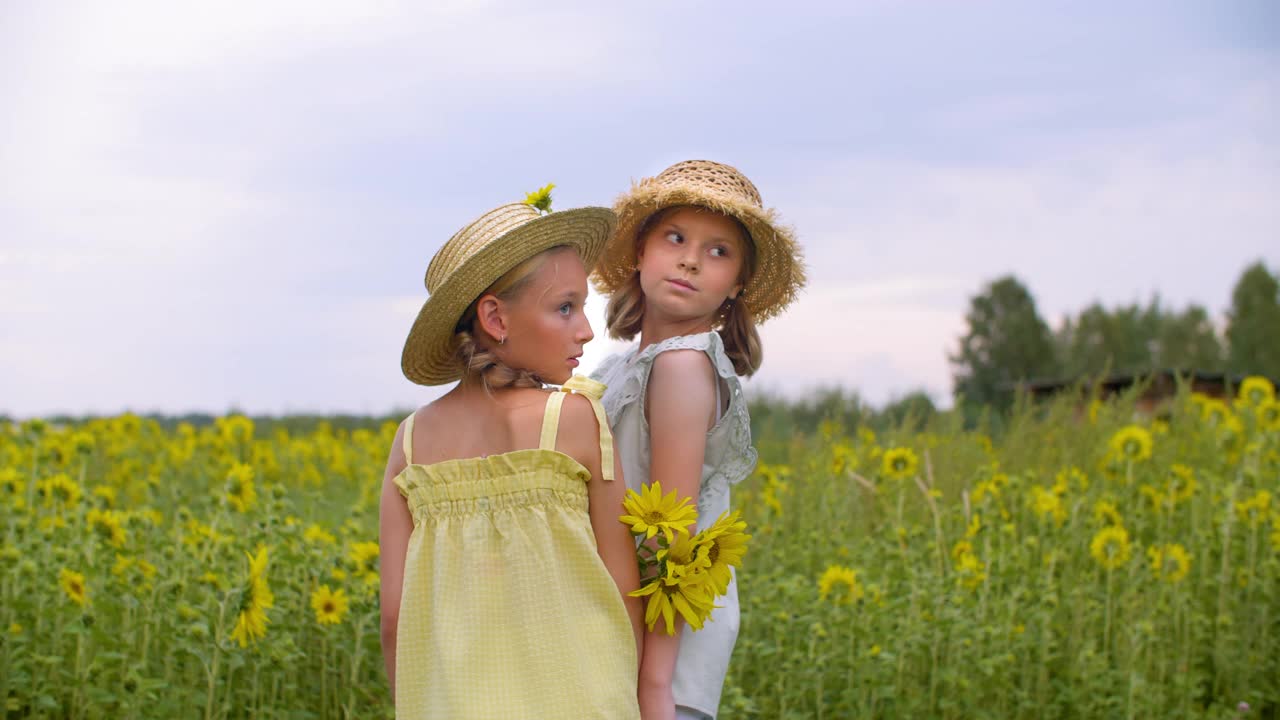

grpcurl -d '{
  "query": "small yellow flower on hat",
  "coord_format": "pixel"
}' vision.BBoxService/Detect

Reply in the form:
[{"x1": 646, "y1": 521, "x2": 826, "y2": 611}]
[{"x1": 523, "y1": 183, "x2": 555, "y2": 214}]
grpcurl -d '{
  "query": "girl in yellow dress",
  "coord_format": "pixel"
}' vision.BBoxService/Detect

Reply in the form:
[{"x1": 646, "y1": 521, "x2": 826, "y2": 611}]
[{"x1": 379, "y1": 199, "x2": 644, "y2": 718}]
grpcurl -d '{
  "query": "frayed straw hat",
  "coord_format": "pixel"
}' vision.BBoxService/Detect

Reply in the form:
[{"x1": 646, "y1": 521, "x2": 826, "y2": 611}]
[
  {"x1": 402, "y1": 202, "x2": 616, "y2": 386},
  {"x1": 592, "y1": 160, "x2": 805, "y2": 322}
]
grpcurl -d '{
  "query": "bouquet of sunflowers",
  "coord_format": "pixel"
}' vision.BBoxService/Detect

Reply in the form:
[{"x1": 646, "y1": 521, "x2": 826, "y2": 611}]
[{"x1": 619, "y1": 481, "x2": 750, "y2": 635}]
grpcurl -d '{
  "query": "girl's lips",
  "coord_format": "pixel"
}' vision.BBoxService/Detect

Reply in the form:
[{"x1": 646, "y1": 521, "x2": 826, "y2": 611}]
[
  {"x1": 568, "y1": 357, "x2": 580, "y2": 368},
  {"x1": 666, "y1": 278, "x2": 696, "y2": 291}
]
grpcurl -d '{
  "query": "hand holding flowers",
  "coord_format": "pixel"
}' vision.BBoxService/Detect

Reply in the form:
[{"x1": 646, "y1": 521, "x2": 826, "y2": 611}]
[{"x1": 619, "y1": 481, "x2": 750, "y2": 635}]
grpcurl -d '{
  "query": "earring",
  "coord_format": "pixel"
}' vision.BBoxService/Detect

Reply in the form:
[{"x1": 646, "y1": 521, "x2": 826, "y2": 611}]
[{"x1": 499, "y1": 335, "x2": 506, "y2": 345}]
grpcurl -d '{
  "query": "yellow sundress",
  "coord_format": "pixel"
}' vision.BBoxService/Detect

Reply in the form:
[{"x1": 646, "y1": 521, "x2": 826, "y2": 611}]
[{"x1": 392, "y1": 376, "x2": 640, "y2": 719}]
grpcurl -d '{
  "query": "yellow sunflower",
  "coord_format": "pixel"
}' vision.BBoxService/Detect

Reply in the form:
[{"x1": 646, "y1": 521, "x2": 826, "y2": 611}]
[
  {"x1": 229, "y1": 545, "x2": 273, "y2": 648},
  {"x1": 1238, "y1": 376, "x2": 1275, "y2": 406},
  {"x1": 1054, "y1": 467, "x2": 1088, "y2": 494},
  {"x1": 304, "y1": 524, "x2": 337, "y2": 546},
  {"x1": 37, "y1": 474, "x2": 82, "y2": 507},
  {"x1": 1217, "y1": 414, "x2": 1246, "y2": 459},
  {"x1": 692, "y1": 510, "x2": 750, "y2": 595},
  {"x1": 1166, "y1": 464, "x2": 1196, "y2": 503},
  {"x1": 965, "y1": 513, "x2": 982, "y2": 538},
  {"x1": 225, "y1": 463, "x2": 256, "y2": 513},
  {"x1": 523, "y1": 183, "x2": 556, "y2": 214},
  {"x1": 1255, "y1": 399, "x2": 1280, "y2": 431},
  {"x1": 818, "y1": 565, "x2": 864, "y2": 605},
  {"x1": 1108, "y1": 425, "x2": 1153, "y2": 463},
  {"x1": 619, "y1": 481, "x2": 698, "y2": 542},
  {"x1": 59, "y1": 568, "x2": 88, "y2": 607},
  {"x1": 1200, "y1": 397, "x2": 1231, "y2": 425},
  {"x1": 0, "y1": 468, "x2": 25, "y2": 509},
  {"x1": 630, "y1": 566, "x2": 716, "y2": 635},
  {"x1": 91, "y1": 485, "x2": 117, "y2": 509},
  {"x1": 349, "y1": 541, "x2": 380, "y2": 585},
  {"x1": 1147, "y1": 543, "x2": 1191, "y2": 583},
  {"x1": 657, "y1": 531, "x2": 712, "y2": 574},
  {"x1": 1139, "y1": 484, "x2": 1167, "y2": 512},
  {"x1": 216, "y1": 415, "x2": 255, "y2": 446},
  {"x1": 1030, "y1": 486, "x2": 1066, "y2": 527},
  {"x1": 1090, "y1": 526, "x2": 1132, "y2": 570},
  {"x1": 310, "y1": 585, "x2": 349, "y2": 626},
  {"x1": 86, "y1": 508, "x2": 127, "y2": 548},
  {"x1": 1235, "y1": 490, "x2": 1272, "y2": 529},
  {"x1": 881, "y1": 447, "x2": 919, "y2": 481},
  {"x1": 829, "y1": 443, "x2": 857, "y2": 476},
  {"x1": 1092, "y1": 498, "x2": 1123, "y2": 527},
  {"x1": 954, "y1": 551, "x2": 987, "y2": 591}
]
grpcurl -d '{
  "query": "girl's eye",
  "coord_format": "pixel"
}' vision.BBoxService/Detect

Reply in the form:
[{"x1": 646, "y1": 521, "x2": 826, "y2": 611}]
[
  {"x1": 710, "y1": 246, "x2": 729, "y2": 258},
  {"x1": 665, "y1": 231, "x2": 683, "y2": 244},
  {"x1": 558, "y1": 303, "x2": 573, "y2": 316}
]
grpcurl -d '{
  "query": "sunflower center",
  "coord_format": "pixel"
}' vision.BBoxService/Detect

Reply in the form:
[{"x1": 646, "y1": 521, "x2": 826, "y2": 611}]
[{"x1": 642, "y1": 511, "x2": 666, "y2": 524}]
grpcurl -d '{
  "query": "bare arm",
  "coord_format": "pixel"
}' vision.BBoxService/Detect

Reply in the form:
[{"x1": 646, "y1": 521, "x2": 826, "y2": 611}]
[
  {"x1": 564, "y1": 394, "x2": 645, "y2": 655},
  {"x1": 638, "y1": 350, "x2": 718, "y2": 718},
  {"x1": 379, "y1": 418, "x2": 413, "y2": 699}
]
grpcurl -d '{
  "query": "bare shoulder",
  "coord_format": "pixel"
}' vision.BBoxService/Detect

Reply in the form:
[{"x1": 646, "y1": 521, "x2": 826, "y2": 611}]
[
  {"x1": 558, "y1": 391, "x2": 599, "y2": 431},
  {"x1": 646, "y1": 348, "x2": 717, "y2": 432},
  {"x1": 650, "y1": 348, "x2": 717, "y2": 393},
  {"x1": 557, "y1": 391, "x2": 603, "y2": 467},
  {"x1": 387, "y1": 398, "x2": 442, "y2": 468}
]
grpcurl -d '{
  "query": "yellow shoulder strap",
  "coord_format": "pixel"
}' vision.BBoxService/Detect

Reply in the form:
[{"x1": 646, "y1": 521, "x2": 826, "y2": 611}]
[
  {"x1": 402, "y1": 412, "x2": 416, "y2": 465},
  {"x1": 560, "y1": 376, "x2": 615, "y2": 482},
  {"x1": 538, "y1": 391, "x2": 566, "y2": 452}
]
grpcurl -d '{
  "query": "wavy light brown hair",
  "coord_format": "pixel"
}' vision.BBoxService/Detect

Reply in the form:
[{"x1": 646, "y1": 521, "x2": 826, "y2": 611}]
[
  {"x1": 604, "y1": 206, "x2": 763, "y2": 376},
  {"x1": 452, "y1": 246, "x2": 572, "y2": 391}
]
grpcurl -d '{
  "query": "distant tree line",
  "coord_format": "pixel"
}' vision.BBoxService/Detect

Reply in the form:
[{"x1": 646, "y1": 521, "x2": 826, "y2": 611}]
[{"x1": 951, "y1": 260, "x2": 1280, "y2": 412}]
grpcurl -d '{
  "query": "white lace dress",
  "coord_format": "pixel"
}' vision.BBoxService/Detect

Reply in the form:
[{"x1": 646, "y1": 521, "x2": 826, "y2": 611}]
[{"x1": 591, "y1": 331, "x2": 758, "y2": 719}]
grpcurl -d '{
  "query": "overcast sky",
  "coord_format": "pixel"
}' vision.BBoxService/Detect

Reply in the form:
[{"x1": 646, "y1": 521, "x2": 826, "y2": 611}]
[{"x1": 2, "y1": 1, "x2": 1277, "y2": 418}]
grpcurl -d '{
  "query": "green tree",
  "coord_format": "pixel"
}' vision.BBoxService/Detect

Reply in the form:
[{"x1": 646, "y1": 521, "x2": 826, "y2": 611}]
[
  {"x1": 1155, "y1": 304, "x2": 1222, "y2": 371},
  {"x1": 1226, "y1": 261, "x2": 1280, "y2": 378},
  {"x1": 879, "y1": 390, "x2": 938, "y2": 430},
  {"x1": 1058, "y1": 299, "x2": 1176, "y2": 378},
  {"x1": 951, "y1": 275, "x2": 1057, "y2": 412}
]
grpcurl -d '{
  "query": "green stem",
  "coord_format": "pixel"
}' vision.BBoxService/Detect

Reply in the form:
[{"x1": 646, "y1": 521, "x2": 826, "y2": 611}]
[
  {"x1": 1104, "y1": 566, "x2": 1113, "y2": 655},
  {"x1": 205, "y1": 597, "x2": 227, "y2": 720}
]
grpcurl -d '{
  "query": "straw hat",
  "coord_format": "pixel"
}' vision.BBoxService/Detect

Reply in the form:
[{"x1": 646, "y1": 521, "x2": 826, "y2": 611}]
[
  {"x1": 592, "y1": 160, "x2": 805, "y2": 322},
  {"x1": 402, "y1": 202, "x2": 616, "y2": 386}
]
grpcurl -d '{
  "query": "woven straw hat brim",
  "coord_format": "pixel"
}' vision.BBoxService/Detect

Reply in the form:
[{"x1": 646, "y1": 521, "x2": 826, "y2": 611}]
[
  {"x1": 402, "y1": 207, "x2": 615, "y2": 386},
  {"x1": 593, "y1": 184, "x2": 806, "y2": 323}
]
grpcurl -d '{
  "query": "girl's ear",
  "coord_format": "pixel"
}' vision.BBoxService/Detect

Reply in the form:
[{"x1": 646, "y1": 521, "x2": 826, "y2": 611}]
[
  {"x1": 474, "y1": 294, "x2": 508, "y2": 344},
  {"x1": 729, "y1": 283, "x2": 744, "y2": 300}
]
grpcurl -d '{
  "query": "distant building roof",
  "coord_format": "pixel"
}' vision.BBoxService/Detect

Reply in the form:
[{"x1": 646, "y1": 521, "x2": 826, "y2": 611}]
[{"x1": 1009, "y1": 369, "x2": 1270, "y2": 397}]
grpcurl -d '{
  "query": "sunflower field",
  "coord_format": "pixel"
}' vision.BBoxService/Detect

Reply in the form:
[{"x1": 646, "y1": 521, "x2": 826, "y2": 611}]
[{"x1": 2, "y1": 378, "x2": 1277, "y2": 719}]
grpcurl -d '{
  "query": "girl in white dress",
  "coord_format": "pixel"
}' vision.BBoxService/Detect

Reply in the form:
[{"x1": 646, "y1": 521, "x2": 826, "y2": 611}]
[{"x1": 591, "y1": 160, "x2": 806, "y2": 720}]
